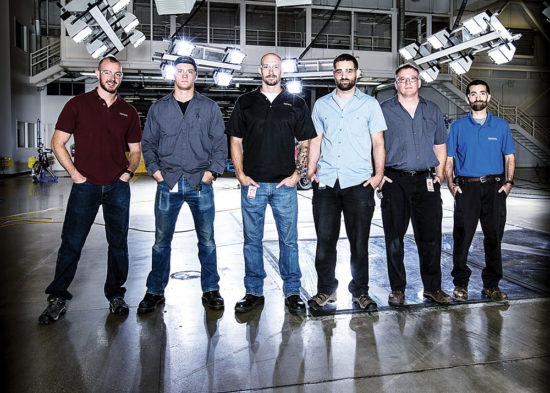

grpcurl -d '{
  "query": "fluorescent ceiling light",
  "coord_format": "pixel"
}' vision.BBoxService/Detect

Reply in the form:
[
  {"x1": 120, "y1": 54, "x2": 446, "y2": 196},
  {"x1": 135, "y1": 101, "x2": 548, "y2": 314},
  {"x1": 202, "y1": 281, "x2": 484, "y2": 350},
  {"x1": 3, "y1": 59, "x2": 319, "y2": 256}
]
[
  {"x1": 449, "y1": 55, "x2": 473, "y2": 74},
  {"x1": 399, "y1": 43, "x2": 419, "y2": 60},
  {"x1": 281, "y1": 58, "x2": 299, "y2": 73},
  {"x1": 488, "y1": 43, "x2": 516, "y2": 65},
  {"x1": 214, "y1": 70, "x2": 233, "y2": 87},
  {"x1": 286, "y1": 79, "x2": 302, "y2": 94},
  {"x1": 427, "y1": 29, "x2": 450, "y2": 50},
  {"x1": 174, "y1": 39, "x2": 195, "y2": 56},
  {"x1": 419, "y1": 66, "x2": 439, "y2": 83},
  {"x1": 462, "y1": 12, "x2": 490, "y2": 35},
  {"x1": 225, "y1": 48, "x2": 246, "y2": 65}
]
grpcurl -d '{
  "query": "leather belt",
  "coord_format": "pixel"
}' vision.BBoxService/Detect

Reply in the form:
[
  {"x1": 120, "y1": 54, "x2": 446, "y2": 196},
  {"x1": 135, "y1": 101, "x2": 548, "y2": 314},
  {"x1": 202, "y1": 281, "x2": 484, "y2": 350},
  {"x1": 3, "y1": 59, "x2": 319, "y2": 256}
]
[
  {"x1": 455, "y1": 175, "x2": 502, "y2": 184},
  {"x1": 385, "y1": 167, "x2": 434, "y2": 177}
]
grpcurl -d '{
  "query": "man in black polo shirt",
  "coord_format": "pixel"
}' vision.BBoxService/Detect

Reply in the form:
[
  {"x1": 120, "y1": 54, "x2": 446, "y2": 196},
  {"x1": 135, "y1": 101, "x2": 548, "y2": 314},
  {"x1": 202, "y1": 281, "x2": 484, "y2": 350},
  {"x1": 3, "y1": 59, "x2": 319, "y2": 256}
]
[
  {"x1": 379, "y1": 63, "x2": 451, "y2": 306},
  {"x1": 227, "y1": 53, "x2": 316, "y2": 314}
]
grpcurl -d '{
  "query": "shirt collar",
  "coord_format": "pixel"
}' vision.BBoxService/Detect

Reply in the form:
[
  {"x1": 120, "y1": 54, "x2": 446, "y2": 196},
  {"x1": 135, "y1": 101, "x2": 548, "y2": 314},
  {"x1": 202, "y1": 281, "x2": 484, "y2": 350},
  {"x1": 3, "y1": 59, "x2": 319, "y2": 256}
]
[
  {"x1": 92, "y1": 87, "x2": 121, "y2": 105},
  {"x1": 330, "y1": 87, "x2": 363, "y2": 100},
  {"x1": 467, "y1": 110, "x2": 493, "y2": 126}
]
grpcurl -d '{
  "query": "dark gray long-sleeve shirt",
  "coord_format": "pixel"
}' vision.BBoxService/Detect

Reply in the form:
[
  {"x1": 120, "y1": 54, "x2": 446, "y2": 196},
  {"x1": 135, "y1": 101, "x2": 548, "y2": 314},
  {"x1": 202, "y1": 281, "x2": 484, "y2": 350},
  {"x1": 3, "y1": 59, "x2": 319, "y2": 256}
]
[
  {"x1": 142, "y1": 91, "x2": 227, "y2": 189},
  {"x1": 381, "y1": 95, "x2": 447, "y2": 171}
]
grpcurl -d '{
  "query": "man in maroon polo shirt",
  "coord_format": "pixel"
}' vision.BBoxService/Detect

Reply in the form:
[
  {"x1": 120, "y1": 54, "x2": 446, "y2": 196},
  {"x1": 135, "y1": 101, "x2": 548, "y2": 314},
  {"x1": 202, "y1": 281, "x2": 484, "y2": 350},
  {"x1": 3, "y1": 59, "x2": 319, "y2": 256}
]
[{"x1": 38, "y1": 56, "x2": 142, "y2": 325}]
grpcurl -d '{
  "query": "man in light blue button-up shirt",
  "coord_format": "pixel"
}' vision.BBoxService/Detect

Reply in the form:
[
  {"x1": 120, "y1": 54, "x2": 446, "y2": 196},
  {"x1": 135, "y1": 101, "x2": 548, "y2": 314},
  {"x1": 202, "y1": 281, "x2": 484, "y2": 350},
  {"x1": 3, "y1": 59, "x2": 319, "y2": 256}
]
[{"x1": 307, "y1": 53, "x2": 386, "y2": 311}]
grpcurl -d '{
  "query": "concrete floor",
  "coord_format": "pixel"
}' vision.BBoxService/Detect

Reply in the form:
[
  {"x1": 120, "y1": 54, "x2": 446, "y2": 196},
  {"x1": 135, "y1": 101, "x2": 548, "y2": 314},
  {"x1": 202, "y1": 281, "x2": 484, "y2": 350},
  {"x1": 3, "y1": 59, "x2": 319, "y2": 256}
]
[{"x1": 1, "y1": 168, "x2": 549, "y2": 393}]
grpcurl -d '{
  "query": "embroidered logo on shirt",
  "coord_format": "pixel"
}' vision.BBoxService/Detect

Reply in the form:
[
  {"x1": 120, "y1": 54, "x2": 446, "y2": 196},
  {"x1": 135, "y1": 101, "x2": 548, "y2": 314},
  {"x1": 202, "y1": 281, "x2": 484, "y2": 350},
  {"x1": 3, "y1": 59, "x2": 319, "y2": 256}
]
[
  {"x1": 119, "y1": 112, "x2": 128, "y2": 117},
  {"x1": 283, "y1": 102, "x2": 292, "y2": 106},
  {"x1": 488, "y1": 137, "x2": 498, "y2": 141}
]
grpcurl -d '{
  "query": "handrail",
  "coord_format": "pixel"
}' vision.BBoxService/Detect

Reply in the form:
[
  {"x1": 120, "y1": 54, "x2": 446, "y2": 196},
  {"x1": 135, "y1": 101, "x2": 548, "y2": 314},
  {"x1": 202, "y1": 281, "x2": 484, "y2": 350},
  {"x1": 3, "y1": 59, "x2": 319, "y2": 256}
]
[
  {"x1": 452, "y1": 74, "x2": 549, "y2": 146},
  {"x1": 29, "y1": 40, "x2": 61, "y2": 76}
]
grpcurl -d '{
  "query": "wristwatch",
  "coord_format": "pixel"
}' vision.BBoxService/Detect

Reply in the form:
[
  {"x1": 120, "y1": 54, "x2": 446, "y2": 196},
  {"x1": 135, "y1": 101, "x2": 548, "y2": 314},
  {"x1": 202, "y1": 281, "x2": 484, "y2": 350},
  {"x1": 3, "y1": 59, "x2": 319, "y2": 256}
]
[
  {"x1": 504, "y1": 180, "x2": 514, "y2": 186},
  {"x1": 125, "y1": 169, "x2": 135, "y2": 178},
  {"x1": 209, "y1": 170, "x2": 220, "y2": 180}
]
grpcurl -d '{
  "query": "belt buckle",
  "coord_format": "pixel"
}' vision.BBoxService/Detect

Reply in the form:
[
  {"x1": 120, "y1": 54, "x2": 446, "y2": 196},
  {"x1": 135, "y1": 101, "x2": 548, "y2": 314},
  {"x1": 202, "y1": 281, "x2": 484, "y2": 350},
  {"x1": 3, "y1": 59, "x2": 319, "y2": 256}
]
[{"x1": 479, "y1": 176, "x2": 487, "y2": 183}]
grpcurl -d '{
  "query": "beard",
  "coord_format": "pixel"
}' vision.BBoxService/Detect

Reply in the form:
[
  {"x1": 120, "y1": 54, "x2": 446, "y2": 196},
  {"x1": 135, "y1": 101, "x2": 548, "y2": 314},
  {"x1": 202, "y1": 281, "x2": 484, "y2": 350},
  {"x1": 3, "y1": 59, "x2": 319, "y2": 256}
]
[
  {"x1": 336, "y1": 77, "x2": 356, "y2": 91},
  {"x1": 263, "y1": 74, "x2": 280, "y2": 86},
  {"x1": 470, "y1": 100, "x2": 487, "y2": 111},
  {"x1": 100, "y1": 78, "x2": 119, "y2": 94}
]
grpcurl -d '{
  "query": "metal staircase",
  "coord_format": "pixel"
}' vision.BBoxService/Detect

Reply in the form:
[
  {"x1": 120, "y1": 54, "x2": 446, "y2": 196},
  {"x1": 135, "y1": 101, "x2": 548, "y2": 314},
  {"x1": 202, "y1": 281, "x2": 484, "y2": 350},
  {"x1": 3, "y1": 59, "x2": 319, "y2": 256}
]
[
  {"x1": 27, "y1": 40, "x2": 65, "y2": 87},
  {"x1": 434, "y1": 73, "x2": 550, "y2": 166}
]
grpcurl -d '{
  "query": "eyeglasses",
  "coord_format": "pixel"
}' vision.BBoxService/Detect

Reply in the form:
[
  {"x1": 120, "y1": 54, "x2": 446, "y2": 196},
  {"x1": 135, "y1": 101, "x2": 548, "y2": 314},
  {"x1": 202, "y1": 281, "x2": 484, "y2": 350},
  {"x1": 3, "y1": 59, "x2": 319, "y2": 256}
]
[
  {"x1": 175, "y1": 69, "x2": 196, "y2": 75},
  {"x1": 99, "y1": 70, "x2": 123, "y2": 78},
  {"x1": 396, "y1": 76, "x2": 419, "y2": 84},
  {"x1": 334, "y1": 69, "x2": 356, "y2": 76},
  {"x1": 468, "y1": 91, "x2": 488, "y2": 98},
  {"x1": 261, "y1": 64, "x2": 280, "y2": 70}
]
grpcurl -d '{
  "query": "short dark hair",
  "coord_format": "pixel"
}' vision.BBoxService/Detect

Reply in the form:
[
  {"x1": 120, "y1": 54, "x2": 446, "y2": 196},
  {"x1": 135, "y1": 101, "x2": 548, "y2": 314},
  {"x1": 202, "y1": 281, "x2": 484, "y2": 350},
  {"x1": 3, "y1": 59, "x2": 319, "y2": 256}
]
[
  {"x1": 395, "y1": 63, "x2": 419, "y2": 77},
  {"x1": 98, "y1": 55, "x2": 120, "y2": 70},
  {"x1": 333, "y1": 53, "x2": 358, "y2": 69},
  {"x1": 466, "y1": 79, "x2": 491, "y2": 95}
]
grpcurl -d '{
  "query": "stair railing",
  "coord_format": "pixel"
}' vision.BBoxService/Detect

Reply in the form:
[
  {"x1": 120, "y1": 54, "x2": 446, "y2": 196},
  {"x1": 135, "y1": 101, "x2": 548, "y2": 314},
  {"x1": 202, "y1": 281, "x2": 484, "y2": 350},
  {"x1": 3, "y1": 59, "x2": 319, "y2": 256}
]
[{"x1": 29, "y1": 40, "x2": 61, "y2": 77}]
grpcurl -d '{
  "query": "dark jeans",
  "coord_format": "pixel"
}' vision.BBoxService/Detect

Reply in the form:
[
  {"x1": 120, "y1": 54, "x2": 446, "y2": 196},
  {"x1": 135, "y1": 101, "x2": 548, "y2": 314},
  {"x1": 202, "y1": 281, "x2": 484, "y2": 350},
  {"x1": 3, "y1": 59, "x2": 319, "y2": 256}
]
[
  {"x1": 312, "y1": 180, "x2": 375, "y2": 297},
  {"x1": 46, "y1": 179, "x2": 130, "y2": 300},
  {"x1": 381, "y1": 173, "x2": 443, "y2": 292},
  {"x1": 146, "y1": 178, "x2": 219, "y2": 296},
  {"x1": 452, "y1": 181, "x2": 507, "y2": 288}
]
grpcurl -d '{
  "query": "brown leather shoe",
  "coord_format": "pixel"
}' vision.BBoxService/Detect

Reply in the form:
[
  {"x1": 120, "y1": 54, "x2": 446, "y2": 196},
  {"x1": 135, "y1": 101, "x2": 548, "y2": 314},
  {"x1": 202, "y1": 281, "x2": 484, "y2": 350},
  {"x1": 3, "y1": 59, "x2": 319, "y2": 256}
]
[
  {"x1": 423, "y1": 289, "x2": 452, "y2": 304},
  {"x1": 453, "y1": 286, "x2": 468, "y2": 301},
  {"x1": 482, "y1": 287, "x2": 508, "y2": 302},
  {"x1": 388, "y1": 290, "x2": 405, "y2": 306}
]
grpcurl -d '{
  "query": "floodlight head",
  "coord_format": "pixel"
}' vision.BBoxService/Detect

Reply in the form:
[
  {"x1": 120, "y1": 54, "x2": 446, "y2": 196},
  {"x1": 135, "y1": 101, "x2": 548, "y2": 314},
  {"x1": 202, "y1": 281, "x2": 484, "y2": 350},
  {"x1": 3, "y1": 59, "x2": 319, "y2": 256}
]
[
  {"x1": 419, "y1": 65, "x2": 440, "y2": 83},
  {"x1": 129, "y1": 30, "x2": 145, "y2": 48},
  {"x1": 281, "y1": 58, "x2": 299, "y2": 73},
  {"x1": 462, "y1": 11, "x2": 490, "y2": 36},
  {"x1": 87, "y1": 39, "x2": 108, "y2": 59},
  {"x1": 174, "y1": 39, "x2": 195, "y2": 56},
  {"x1": 399, "y1": 43, "x2": 419, "y2": 61},
  {"x1": 119, "y1": 12, "x2": 139, "y2": 33},
  {"x1": 488, "y1": 42, "x2": 516, "y2": 65},
  {"x1": 286, "y1": 79, "x2": 302, "y2": 94},
  {"x1": 224, "y1": 48, "x2": 246, "y2": 65},
  {"x1": 489, "y1": 14, "x2": 513, "y2": 41},
  {"x1": 449, "y1": 55, "x2": 473, "y2": 75},
  {"x1": 162, "y1": 63, "x2": 176, "y2": 80},
  {"x1": 427, "y1": 29, "x2": 450, "y2": 50},
  {"x1": 66, "y1": 17, "x2": 92, "y2": 43},
  {"x1": 73, "y1": 25, "x2": 93, "y2": 43},
  {"x1": 214, "y1": 70, "x2": 233, "y2": 87},
  {"x1": 107, "y1": 0, "x2": 131, "y2": 14}
]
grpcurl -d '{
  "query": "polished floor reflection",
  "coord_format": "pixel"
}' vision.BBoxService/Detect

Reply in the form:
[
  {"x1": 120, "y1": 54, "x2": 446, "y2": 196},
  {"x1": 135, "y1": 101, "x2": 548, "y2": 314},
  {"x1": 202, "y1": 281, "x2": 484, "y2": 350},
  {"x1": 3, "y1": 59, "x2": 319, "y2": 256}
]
[{"x1": 2, "y1": 168, "x2": 549, "y2": 392}]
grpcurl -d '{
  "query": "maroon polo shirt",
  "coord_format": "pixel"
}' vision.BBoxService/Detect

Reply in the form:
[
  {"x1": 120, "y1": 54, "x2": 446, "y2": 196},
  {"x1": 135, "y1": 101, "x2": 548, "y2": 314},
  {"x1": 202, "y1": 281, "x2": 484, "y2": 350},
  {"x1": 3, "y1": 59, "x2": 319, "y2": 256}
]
[{"x1": 56, "y1": 88, "x2": 142, "y2": 185}]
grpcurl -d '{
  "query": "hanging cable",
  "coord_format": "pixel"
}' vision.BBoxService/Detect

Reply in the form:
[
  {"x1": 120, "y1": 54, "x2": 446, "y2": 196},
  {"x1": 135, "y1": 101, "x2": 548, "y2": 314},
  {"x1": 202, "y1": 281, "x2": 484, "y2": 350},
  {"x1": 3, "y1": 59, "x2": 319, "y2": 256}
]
[
  {"x1": 298, "y1": 0, "x2": 343, "y2": 60},
  {"x1": 452, "y1": 0, "x2": 469, "y2": 30},
  {"x1": 170, "y1": 0, "x2": 207, "y2": 40}
]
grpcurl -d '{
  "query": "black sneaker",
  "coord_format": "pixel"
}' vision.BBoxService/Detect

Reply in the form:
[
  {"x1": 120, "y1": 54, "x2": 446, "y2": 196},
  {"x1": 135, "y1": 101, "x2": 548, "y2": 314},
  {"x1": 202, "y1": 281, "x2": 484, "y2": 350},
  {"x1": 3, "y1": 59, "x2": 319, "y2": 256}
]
[
  {"x1": 202, "y1": 290, "x2": 225, "y2": 310},
  {"x1": 137, "y1": 293, "x2": 165, "y2": 314},
  {"x1": 38, "y1": 296, "x2": 67, "y2": 325},
  {"x1": 109, "y1": 297, "x2": 129, "y2": 315},
  {"x1": 235, "y1": 294, "x2": 265, "y2": 313},
  {"x1": 285, "y1": 294, "x2": 306, "y2": 315}
]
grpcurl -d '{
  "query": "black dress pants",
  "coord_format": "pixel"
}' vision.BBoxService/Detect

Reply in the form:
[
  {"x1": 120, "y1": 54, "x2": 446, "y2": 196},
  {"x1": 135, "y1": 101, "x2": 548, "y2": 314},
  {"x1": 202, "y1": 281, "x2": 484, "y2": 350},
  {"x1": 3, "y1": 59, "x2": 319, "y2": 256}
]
[
  {"x1": 381, "y1": 174, "x2": 443, "y2": 292},
  {"x1": 451, "y1": 181, "x2": 507, "y2": 288}
]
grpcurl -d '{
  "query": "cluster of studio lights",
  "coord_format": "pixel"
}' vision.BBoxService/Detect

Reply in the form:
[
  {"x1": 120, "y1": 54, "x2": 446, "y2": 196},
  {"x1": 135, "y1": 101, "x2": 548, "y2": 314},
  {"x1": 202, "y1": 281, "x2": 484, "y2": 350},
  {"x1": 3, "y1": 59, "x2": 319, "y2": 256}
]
[
  {"x1": 153, "y1": 38, "x2": 246, "y2": 86},
  {"x1": 279, "y1": 57, "x2": 335, "y2": 94},
  {"x1": 399, "y1": 10, "x2": 521, "y2": 82},
  {"x1": 60, "y1": 0, "x2": 144, "y2": 59}
]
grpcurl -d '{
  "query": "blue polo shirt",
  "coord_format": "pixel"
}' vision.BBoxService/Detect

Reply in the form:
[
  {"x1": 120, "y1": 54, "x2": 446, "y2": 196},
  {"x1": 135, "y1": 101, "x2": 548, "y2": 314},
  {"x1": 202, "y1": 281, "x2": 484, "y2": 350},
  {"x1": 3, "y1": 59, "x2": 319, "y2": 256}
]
[
  {"x1": 311, "y1": 88, "x2": 387, "y2": 189},
  {"x1": 447, "y1": 111, "x2": 515, "y2": 177}
]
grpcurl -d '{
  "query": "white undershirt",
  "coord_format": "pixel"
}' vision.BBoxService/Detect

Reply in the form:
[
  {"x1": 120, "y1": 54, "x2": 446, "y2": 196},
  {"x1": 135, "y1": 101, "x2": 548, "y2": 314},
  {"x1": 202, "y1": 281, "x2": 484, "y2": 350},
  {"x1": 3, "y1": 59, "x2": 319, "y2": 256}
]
[{"x1": 262, "y1": 91, "x2": 280, "y2": 103}]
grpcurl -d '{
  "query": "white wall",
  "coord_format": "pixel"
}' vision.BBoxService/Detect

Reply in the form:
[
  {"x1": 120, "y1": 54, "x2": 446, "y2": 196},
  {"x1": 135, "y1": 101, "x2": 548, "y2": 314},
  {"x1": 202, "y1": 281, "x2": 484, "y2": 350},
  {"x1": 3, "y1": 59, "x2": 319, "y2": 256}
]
[{"x1": 0, "y1": 0, "x2": 11, "y2": 160}]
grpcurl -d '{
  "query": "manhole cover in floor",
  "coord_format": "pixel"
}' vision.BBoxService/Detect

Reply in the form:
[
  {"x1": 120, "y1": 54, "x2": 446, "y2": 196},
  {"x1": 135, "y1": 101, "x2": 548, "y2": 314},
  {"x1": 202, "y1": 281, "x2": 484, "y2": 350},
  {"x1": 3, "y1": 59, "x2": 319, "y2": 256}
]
[{"x1": 171, "y1": 270, "x2": 201, "y2": 280}]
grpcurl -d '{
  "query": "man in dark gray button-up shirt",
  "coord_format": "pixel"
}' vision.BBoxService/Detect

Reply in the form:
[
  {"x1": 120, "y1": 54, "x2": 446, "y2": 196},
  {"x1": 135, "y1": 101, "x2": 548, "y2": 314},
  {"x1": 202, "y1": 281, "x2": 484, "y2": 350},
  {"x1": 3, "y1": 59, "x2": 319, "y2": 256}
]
[
  {"x1": 139, "y1": 56, "x2": 227, "y2": 313},
  {"x1": 379, "y1": 63, "x2": 452, "y2": 307}
]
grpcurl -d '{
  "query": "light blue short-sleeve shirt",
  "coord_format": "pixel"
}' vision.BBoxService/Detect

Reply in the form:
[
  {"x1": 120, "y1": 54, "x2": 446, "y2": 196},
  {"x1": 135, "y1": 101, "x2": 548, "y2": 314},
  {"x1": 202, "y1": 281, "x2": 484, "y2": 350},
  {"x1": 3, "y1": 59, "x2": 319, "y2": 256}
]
[{"x1": 311, "y1": 88, "x2": 387, "y2": 189}]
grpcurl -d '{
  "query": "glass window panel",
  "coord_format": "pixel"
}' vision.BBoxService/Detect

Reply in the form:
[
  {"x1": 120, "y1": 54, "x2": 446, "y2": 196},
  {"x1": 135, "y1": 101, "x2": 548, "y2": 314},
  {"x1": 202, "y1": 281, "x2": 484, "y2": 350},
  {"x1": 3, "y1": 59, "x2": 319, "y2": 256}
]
[
  {"x1": 246, "y1": 5, "x2": 275, "y2": 46},
  {"x1": 17, "y1": 121, "x2": 26, "y2": 148},
  {"x1": 277, "y1": 7, "x2": 306, "y2": 47},
  {"x1": 312, "y1": 9, "x2": 351, "y2": 49},
  {"x1": 210, "y1": 3, "x2": 240, "y2": 45},
  {"x1": 27, "y1": 123, "x2": 36, "y2": 148},
  {"x1": 354, "y1": 12, "x2": 391, "y2": 52}
]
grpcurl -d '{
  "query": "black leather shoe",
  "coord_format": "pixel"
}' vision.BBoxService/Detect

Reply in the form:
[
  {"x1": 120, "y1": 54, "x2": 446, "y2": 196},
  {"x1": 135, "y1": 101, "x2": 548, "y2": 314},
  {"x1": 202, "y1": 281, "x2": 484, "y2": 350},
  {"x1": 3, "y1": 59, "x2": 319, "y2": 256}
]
[
  {"x1": 235, "y1": 294, "x2": 265, "y2": 313},
  {"x1": 202, "y1": 290, "x2": 224, "y2": 310},
  {"x1": 137, "y1": 293, "x2": 165, "y2": 314},
  {"x1": 285, "y1": 294, "x2": 306, "y2": 314}
]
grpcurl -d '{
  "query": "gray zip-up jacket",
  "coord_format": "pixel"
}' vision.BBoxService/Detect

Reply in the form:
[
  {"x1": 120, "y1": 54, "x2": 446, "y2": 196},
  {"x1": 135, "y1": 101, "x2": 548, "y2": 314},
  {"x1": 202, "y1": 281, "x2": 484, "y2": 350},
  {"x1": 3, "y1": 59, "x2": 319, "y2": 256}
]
[{"x1": 142, "y1": 91, "x2": 227, "y2": 189}]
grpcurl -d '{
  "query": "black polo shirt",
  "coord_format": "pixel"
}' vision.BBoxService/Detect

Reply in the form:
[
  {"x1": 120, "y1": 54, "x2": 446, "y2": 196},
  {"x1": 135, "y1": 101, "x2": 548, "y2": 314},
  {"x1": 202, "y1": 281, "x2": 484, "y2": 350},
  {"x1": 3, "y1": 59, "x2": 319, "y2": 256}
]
[{"x1": 226, "y1": 88, "x2": 316, "y2": 183}]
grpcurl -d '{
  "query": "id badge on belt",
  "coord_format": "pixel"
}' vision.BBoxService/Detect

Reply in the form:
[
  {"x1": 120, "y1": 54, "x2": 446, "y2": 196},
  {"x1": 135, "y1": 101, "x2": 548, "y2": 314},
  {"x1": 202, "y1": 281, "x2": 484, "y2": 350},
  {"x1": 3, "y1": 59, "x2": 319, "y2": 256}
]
[
  {"x1": 426, "y1": 177, "x2": 434, "y2": 192},
  {"x1": 247, "y1": 185, "x2": 258, "y2": 199}
]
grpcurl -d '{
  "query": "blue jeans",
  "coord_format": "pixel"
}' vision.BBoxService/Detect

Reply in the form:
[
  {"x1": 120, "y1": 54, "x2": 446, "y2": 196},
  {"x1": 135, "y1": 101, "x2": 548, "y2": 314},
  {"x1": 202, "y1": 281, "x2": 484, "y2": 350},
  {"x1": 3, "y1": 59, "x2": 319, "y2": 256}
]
[
  {"x1": 241, "y1": 183, "x2": 301, "y2": 297},
  {"x1": 146, "y1": 177, "x2": 219, "y2": 295},
  {"x1": 46, "y1": 179, "x2": 130, "y2": 300}
]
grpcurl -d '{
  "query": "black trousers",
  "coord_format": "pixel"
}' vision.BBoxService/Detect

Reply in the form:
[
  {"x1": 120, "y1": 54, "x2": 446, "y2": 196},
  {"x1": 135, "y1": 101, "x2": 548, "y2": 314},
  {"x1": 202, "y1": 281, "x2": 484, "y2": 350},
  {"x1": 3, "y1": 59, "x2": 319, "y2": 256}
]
[
  {"x1": 312, "y1": 180, "x2": 375, "y2": 297},
  {"x1": 381, "y1": 173, "x2": 443, "y2": 292},
  {"x1": 452, "y1": 181, "x2": 507, "y2": 288}
]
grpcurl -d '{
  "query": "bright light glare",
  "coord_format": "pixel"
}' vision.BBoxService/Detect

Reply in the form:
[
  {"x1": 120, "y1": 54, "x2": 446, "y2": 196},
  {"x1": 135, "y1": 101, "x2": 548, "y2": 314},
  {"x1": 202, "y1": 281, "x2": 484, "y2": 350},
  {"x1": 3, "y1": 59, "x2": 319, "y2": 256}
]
[
  {"x1": 286, "y1": 79, "x2": 302, "y2": 94},
  {"x1": 163, "y1": 64, "x2": 176, "y2": 80},
  {"x1": 281, "y1": 58, "x2": 298, "y2": 73},
  {"x1": 175, "y1": 40, "x2": 195, "y2": 56},
  {"x1": 214, "y1": 70, "x2": 233, "y2": 86},
  {"x1": 225, "y1": 48, "x2": 246, "y2": 64}
]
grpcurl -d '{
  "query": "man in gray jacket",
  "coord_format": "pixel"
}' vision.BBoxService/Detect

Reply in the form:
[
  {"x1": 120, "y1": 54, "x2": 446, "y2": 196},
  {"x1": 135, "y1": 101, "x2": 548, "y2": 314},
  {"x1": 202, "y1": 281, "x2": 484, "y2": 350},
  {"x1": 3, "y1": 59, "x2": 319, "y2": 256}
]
[{"x1": 139, "y1": 56, "x2": 227, "y2": 312}]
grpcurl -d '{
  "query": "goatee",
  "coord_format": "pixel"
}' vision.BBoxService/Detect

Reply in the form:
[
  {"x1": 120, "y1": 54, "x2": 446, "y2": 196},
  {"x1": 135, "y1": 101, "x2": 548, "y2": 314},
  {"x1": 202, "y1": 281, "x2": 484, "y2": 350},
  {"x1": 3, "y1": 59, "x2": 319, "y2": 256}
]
[{"x1": 337, "y1": 79, "x2": 355, "y2": 91}]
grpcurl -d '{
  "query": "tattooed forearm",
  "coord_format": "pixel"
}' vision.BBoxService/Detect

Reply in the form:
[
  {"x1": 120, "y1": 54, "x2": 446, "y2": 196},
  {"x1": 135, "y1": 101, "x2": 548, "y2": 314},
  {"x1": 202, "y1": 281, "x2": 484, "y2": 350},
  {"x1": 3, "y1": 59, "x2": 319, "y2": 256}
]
[{"x1": 295, "y1": 142, "x2": 309, "y2": 174}]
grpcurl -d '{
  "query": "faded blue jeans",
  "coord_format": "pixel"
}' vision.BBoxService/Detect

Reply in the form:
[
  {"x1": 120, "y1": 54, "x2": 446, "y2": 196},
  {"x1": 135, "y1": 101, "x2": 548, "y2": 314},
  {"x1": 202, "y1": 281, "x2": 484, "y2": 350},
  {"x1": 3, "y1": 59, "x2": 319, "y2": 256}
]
[
  {"x1": 240, "y1": 183, "x2": 301, "y2": 297},
  {"x1": 146, "y1": 177, "x2": 219, "y2": 295}
]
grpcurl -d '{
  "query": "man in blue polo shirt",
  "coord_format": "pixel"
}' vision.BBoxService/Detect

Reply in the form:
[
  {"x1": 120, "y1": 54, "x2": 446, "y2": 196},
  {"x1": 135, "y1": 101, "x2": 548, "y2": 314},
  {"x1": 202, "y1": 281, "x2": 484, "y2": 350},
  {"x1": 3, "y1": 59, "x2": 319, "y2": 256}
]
[
  {"x1": 380, "y1": 63, "x2": 452, "y2": 306},
  {"x1": 307, "y1": 53, "x2": 386, "y2": 311},
  {"x1": 445, "y1": 79, "x2": 515, "y2": 302}
]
